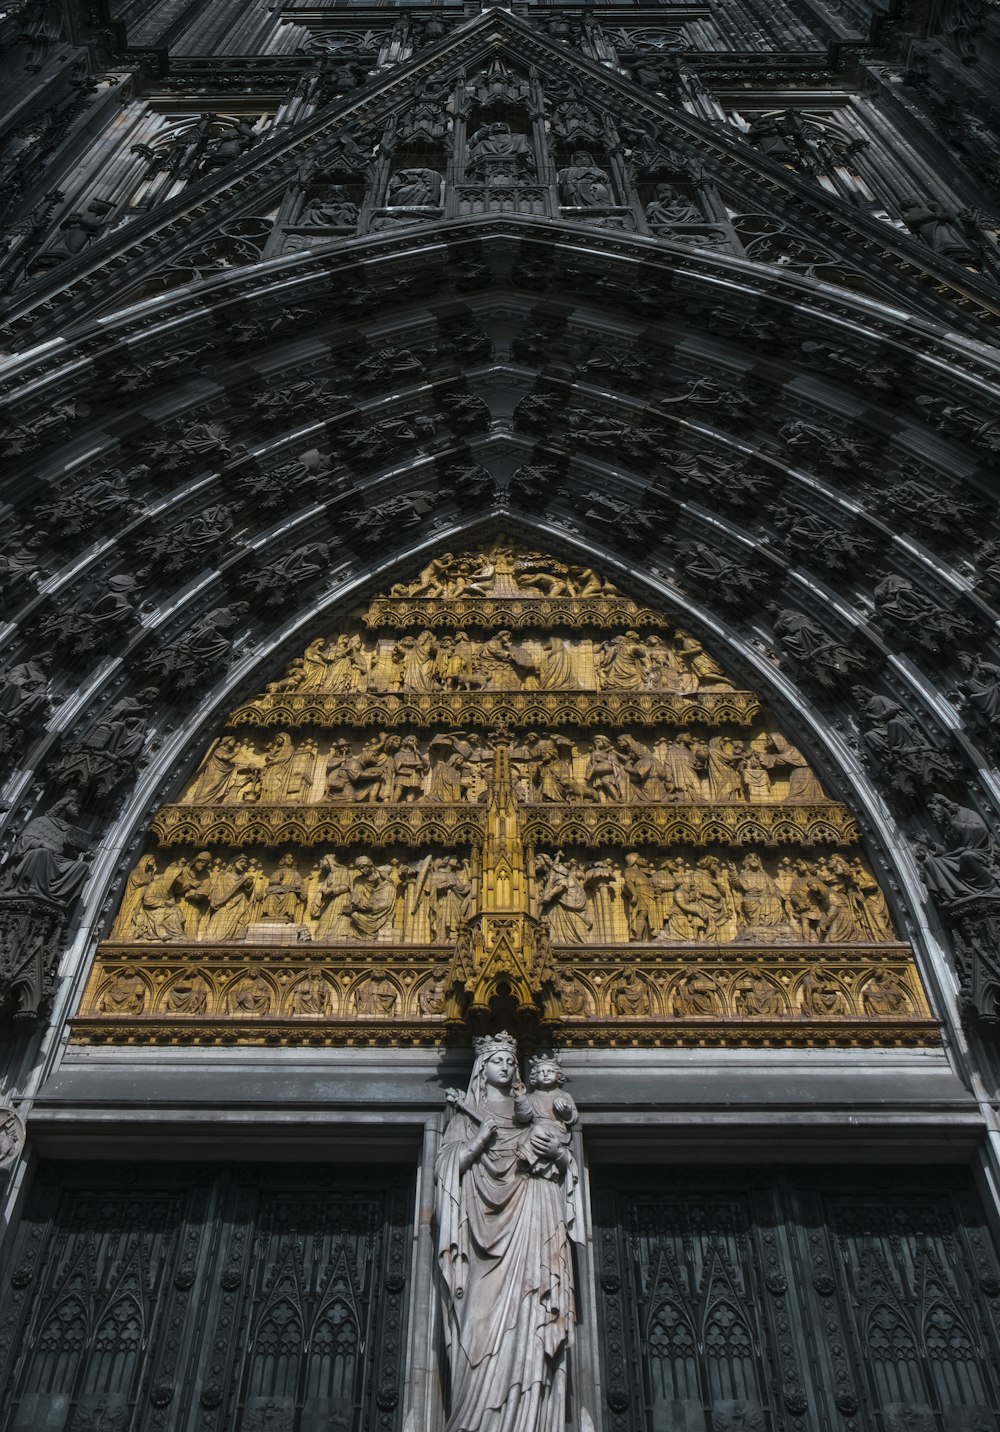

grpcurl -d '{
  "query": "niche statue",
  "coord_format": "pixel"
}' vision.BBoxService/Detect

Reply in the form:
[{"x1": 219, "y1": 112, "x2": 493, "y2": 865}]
[{"x1": 435, "y1": 1034, "x2": 582, "y2": 1432}]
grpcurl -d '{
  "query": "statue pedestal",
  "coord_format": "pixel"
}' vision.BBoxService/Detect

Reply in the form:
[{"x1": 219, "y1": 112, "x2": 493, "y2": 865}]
[{"x1": 244, "y1": 921, "x2": 311, "y2": 945}]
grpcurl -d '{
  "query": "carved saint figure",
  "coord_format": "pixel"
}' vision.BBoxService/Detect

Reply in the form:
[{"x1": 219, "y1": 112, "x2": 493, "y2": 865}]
[
  {"x1": 596, "y1": 631, "x2": 648, "y2": 690},
  {"x1": 388, "y1": 167, "x2": 442, "y2": 206},
  {"x1": 435, "y1": 1032, "x2": 581, "y2": 1432},
  {"x1": 645, "y1": 183, "x2": 702, "y2": 229},
  {"x1": 261, "y1": 853, "x2": 306, "y2": 923},
  {"x1": 2, "y1": 796, "x2": 90, "y2": 904},
  {"x1": 467, "y1": 121, "x2": 534, "y2": 171},
  {"x1": 312, "y1": 854, "x2": 355, "y2": 938},
  {"x1": 538, "y1": 852, "x2": 592, "y2": 943},
  {"x1": 205, "y1": 856, "x2": 256, "y2": 941},
  {"x1": 558, "y1": 151, "x2": 613, "y2": 206}
]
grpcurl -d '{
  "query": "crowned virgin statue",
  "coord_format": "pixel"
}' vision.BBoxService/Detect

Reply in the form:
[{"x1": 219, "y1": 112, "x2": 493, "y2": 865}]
[{"x1": 435, "y1": 1033, "x2": 583, "y2": 1432}]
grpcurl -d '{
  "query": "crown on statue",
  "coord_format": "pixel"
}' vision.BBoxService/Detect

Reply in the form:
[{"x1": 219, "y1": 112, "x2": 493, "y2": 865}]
[
  {"x1": 527, "y1": 1051, "x2": 562, "y2": 1078},
  {"x1": 473, "y1": 1030, "x2": 518, "y2": 1060}
]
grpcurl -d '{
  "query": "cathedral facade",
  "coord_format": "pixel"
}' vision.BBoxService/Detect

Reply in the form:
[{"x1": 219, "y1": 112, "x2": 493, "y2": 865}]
[{"x1": 2, "y1": 0, "x2": 1000, "y2": 1427}]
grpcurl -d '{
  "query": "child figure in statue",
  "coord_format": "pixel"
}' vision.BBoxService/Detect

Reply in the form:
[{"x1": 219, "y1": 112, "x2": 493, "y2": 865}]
[{"x1": 514, "y1": 1053, "x2": 578, "y2": 1178}]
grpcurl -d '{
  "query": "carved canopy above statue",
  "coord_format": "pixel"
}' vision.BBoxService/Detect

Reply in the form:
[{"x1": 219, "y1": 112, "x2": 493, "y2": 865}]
[{"x1": 74, "y1": 542, "x2": 936, "y2": 1047}]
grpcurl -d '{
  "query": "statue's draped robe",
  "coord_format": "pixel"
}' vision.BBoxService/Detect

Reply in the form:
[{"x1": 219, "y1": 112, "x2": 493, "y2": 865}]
[{"x1": 435, "y1": 1106, "x2": 582, "y2": 1432}]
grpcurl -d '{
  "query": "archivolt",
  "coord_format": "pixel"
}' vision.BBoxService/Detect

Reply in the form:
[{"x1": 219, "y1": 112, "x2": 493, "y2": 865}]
[{"x1": 0, "y1": 225, "x2": 996, "y2": 1059}]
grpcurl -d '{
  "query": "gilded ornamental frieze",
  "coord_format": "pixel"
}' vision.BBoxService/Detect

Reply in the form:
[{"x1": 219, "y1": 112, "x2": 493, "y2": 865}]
[
  {"x1": 148, "y1": 802, "x2": 859, "y2": 852},
  {"x1": 74, "y1": 543, "x2": 938, "y2": 1048}
]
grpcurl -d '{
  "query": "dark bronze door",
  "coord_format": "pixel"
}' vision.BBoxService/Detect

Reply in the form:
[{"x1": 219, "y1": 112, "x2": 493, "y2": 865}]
[
  {"x1": 593, "y1": 1166, "x2": 1000, "y2": 1432},
  {"x1": 0, "y1": 1162, "x2": 413, "y2": 1432}
]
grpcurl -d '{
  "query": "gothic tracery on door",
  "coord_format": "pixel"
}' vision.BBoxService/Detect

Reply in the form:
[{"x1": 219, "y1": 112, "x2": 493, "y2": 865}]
[
  {"x1": 593, "y1": 1166, "x2": 1000, "y2": 1432},
  {"x1": 0, "y1": 1164, "x2": 413, "y2": 1432}
]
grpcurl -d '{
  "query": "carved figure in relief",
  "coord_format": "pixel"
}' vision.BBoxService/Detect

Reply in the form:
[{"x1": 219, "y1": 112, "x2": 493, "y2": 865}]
[
  {"x1": 393, "y1": 631, "x2": 438, "y2": 692},
  {"x1": 815, "y1": 862, "x2": 860, "y2": 943},
  {"x1": 261, "y1": 854, "x2": 306, "y2": 923},
  {"x1": 800, "y1": 970, "x2": 847, "y2": 1017},
  {"x1": 735, "y1": 972, "x2": 784, "y2": 1017},
  {"x1": 394, "y1": 735, "x2": 430, "y2": 801},
  {"x1": 431, "y1": 858, "x2": 472, "y2": 941},
  {"x1": 98, "y1": 971, "x2": 146, "y2": 1015},
  {"x1": 840, "y1": 858, "x2": 893, "y2": 940},
  {"x1": 616, "y1": 734, "x2": 671, "y2": 802},
  {"x1": 480, "y1": 630, "x2": 537, "y2": 689},
  {"x1": 435, "y1": 1032, "x2": 580, "y2": 1432},
  {"x1": 533, "y1": 733, "x2": 583, "y2": 802},
  {"x1": 514, "y1": 1054, "x2": 578, "y2": 1177},
  {"x1": 596, "y1": 631, "x2": 648, "y2": 690},
  {"x1": 673, "y1": 971, "x2": 724, "y2": 1017},
  {"x1": 205, "y1": 856, "x2": 257, "y2": 941},
  {"x1": 429, "y1": 733, "x2": 475, "y2": 801},
  {"x1": 259, "y1": 732, "x2": 295, "y2": 802},
  {"x1": 556, "y1": 973, "x2": 589, "y2": 1016},
  {"x1": 0, "y1": 661, "x2": 49, "y2": 756},
  {"x1": 288, "y1": 974, "x2": 331, "y2": 1017},
  {"x1": 861, "y1": 969, "x2": 913, "y2": 1017},
  {"x1": 784, "y1": 860, "x2": 825, "y2": 942},
  {"x1": 760, "y1": 732, "x2": 825, "y2": 801},
  {"x1": 325, "y1": 739, "x2": 354, "y2": 799},
  {"x1": 326, "y1": 635, "x2": 369, "y2": 693},
  {"x1": 916, "y1": 794, "x2": 1000, "y2": 906},
  {"x1": 299, "y1": 187, "x2": 357, "y2": 227},
  {"x1": 418, "y1": 966, "x2": 449, "y2": 1015},
  {"x1": 312, "y1": 855, "x2": 355, "y2": 938},
  {"x1": 128, "y1": 856, "x2": 190, "y2": 941},
  {"x1": 2, "y1": 796, "x2": 91, "y2": 904},
  {"x1": 388, "y1": 167, "x2": 441, "y2": 206},
  {"x1": 660, "y1": 733, "x2": 705, "y2": 801},
  {"x1": 645, "y1": 183, "x2": 703, "y2": 228},
  {"x1": 674, "y1": 633, "x2": 734, "y2": 690},
  {"x1": 188, "y1": 736, "x2": 243, "y2": 802},
  {"x1": 614, "y1": 968, "x2": 650, "y2": 1016},
  {"x1": 535, "y1": 636, "x2": 576, "y2": 690},
  {"x1": 584, "y1": 859, "x2": 618, "y2": 941},
  {"x1": 467, "y1": 120, "x2": 535, "y2": 170},
  {"x1": 959, "y1": 653, "x2": 1000, "y2": 724},
  {"x1": 585, "y1": 735, "x2": 629, "y2": 803},
  {"x1": 348, "y1": 856, "x2": 397, "y2": 937},
  {"x1": 730, "y1": 854, "x2": 795, "y2": 942},
  {"x1": 558, "y1": 151, "x2": 614, "y2": 206},
  {"x1": 227, "y1": 975, "x2": 272, "y2": 1016},
  {"x1": 350, "y1": 735, "x2": 399, "y2": 803},
  {"x1": 740, "y1": 751, "x2": 771, "y2": 803},
  {"x1": 298, "y1": 637, "x2": 333, "y2": 692},
  {"x1": 622, "y1": 852, "x2": 659, "y2": 941},
  {"x1": 355, "y1": 975, "x2": 398, "y2": 1017},
  {"x1": 538, "y1": 852, "x2": 592, "y2": 944},
  {"x1": 165, "y1": 975, "x2": 209, "y2": 1015},
  {"x1": 706, "y1": 736, "x2": 746, "y2": 803}
]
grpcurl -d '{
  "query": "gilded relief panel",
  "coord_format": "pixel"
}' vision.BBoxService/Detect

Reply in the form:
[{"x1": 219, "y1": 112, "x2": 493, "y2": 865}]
[{"x1": 74, "y1": 544, "x2": 937, "y2": 1047}]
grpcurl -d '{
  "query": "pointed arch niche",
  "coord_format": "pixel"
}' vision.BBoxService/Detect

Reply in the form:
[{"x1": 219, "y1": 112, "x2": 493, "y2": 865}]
[{"x1": 73, "y1": 538, "x2": 937, "y2": 1049}]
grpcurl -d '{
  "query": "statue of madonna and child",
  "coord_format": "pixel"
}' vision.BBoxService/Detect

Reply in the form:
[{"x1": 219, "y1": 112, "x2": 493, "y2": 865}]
[{"x1": 435, "y1": 1032, "x2": 584, "y2": 1432}]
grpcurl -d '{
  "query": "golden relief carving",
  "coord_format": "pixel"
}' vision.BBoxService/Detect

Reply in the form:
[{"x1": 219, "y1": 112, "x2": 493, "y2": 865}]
[
  {"x1": 106, "y1": 843, "x2": 885, "y2": 949},
  {"x1": 175, "y1": 727, "x2": 827, "y2": 809},
  {"x1": 367, "y1": 545, "x2": 670, "y2": 629},
  {"x1": 75, "y1": 953, "x2": 935, "y2": 1048},
  {"x1": 74, "y1": 543, "x2": 939, "y2": 1049},
  {"x1": 239, "y1": 628, "x2": 734, "y2": 698}
]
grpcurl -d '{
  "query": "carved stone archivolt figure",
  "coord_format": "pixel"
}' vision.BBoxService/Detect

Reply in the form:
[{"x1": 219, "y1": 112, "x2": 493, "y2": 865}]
[
  {"x1": 435, "y1": 1033, "x2": 582, "y2": 1432},
  {"x1": 2, "y1": 797, "x2": 90, "y2": 905}
]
